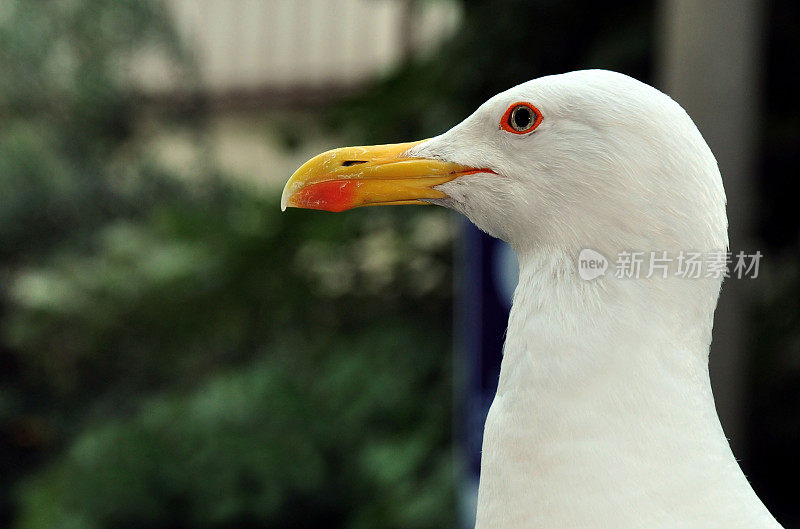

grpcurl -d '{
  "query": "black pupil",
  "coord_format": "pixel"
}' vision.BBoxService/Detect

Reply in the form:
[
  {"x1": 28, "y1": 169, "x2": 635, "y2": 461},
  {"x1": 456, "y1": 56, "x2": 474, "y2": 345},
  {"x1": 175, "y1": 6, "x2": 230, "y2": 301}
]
[{"x1": 512, "y1": 106, "x2": 533, "y2": 130}]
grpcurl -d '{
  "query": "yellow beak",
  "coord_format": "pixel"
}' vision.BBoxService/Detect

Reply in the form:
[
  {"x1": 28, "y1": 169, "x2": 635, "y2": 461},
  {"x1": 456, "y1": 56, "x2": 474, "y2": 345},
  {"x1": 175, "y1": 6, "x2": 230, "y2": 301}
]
[{"x1": 281, "y1": 140, "x2": 484, "y2": 212}]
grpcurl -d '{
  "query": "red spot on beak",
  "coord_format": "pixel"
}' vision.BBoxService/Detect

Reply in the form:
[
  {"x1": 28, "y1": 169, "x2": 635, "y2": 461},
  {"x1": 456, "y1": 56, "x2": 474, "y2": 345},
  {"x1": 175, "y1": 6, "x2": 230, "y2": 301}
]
[{"x1": 292, "y1": 180, "x2": 360, "y2": 212}]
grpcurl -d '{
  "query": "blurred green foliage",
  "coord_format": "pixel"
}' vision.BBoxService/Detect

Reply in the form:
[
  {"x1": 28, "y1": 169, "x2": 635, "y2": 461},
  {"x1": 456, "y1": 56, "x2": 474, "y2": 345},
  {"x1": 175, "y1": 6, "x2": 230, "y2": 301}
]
[
  {"x1": 1, "y1": 0, "x2": 455, "y2": 527},
  {"x1": 6, "y1": 185, "x2": 456, "y2": 528},
  {"x1": 0, "y1": 0, "x2": 187, "y2": 259},
  {"x1": 16, "y1": 326, "x2": 452, "y2": 529}
]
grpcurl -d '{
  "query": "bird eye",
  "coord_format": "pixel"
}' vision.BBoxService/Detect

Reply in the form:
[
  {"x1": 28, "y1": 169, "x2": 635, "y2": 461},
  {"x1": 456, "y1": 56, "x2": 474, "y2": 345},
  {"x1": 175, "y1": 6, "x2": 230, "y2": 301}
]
[{"x1": 501, "y1": 102, "x2": 542, "y2": 134}]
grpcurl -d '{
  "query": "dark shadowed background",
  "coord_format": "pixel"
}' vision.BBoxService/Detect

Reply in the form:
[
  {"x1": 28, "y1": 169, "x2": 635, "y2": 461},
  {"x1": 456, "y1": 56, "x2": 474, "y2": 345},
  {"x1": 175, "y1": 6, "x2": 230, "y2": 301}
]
[{"x1": 1, "y1": 1, "x2": 798, "y2": 528}]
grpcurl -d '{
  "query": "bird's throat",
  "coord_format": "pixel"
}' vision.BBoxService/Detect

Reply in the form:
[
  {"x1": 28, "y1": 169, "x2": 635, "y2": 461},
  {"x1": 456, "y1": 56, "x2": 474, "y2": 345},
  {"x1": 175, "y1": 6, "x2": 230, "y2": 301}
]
[{"x1": 473, "y1": 250, "x2": 775, "y2": 529}]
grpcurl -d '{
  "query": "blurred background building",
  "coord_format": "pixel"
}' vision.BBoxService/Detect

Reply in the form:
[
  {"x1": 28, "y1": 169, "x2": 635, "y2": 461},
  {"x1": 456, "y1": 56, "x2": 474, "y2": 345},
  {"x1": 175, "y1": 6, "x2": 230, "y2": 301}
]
[
  {"x1": 135, "y1": 0, "x2": 461, "y2": 190},
  {"x1": 0, "y1": 1, "x2": 797, "y2": 528}
]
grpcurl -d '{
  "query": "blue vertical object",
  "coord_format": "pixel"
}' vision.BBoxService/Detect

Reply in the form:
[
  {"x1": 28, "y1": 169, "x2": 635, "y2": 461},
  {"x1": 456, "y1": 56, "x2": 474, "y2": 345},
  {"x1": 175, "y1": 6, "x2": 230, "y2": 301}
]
[{"x1": 455, "y1": 220, "x2": 518, "y2": 527}]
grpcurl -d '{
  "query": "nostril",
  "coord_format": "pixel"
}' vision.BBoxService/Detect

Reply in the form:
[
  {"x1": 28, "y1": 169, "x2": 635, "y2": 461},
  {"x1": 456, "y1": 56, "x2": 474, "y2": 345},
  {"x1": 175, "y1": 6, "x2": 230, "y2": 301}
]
[{"x1": 341, "y1": 160, "x2": 368, "y2": 167}]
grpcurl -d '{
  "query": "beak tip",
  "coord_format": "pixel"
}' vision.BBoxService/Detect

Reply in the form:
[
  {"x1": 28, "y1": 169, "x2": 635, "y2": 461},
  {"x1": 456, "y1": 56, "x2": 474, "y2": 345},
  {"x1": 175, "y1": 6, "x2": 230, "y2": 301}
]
[{"x1": 280, "y1": 184, "x2": 293, "y2": 212}]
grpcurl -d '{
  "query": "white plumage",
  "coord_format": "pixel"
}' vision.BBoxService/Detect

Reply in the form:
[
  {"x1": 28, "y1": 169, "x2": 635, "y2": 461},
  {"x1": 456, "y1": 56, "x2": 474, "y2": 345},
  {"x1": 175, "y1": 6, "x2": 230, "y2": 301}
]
[{"x1": 283, "y1": 70, "x2": 783, "y2": 529}]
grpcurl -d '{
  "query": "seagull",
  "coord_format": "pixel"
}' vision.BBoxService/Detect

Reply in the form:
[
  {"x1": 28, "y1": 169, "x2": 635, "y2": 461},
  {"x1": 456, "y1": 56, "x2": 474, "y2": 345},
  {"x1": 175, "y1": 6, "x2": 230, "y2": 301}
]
[{"x1": 281, "y1": 70, "x2": 782, "y2": 529}]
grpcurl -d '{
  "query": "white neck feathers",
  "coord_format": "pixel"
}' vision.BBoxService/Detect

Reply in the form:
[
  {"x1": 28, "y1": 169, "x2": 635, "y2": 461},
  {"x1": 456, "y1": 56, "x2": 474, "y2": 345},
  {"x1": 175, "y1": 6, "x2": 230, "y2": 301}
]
[{"x1": 474, "y1": 249, "x2": 781, "y2": 529}]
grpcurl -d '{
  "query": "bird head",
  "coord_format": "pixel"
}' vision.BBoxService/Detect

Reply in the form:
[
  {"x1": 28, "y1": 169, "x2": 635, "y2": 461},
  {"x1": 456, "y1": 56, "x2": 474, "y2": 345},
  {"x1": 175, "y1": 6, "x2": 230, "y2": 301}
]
[{"x1": 282, "y1": 70, "x2": 727, "y2": 261}]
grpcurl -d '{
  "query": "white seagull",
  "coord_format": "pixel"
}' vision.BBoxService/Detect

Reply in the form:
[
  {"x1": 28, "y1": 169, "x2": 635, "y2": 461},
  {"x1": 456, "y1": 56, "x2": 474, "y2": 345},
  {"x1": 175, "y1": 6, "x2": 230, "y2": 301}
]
[{"x1": 281, "y1": 70, "x2": 783, "y2": 529}]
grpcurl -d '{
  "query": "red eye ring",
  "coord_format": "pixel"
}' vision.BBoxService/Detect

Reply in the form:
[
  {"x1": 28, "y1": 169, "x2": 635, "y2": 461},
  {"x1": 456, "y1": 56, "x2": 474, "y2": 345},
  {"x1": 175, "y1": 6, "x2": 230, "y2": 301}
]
[{"x1": 500, "y1": 102, "x2": 543, "y2": 134}]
